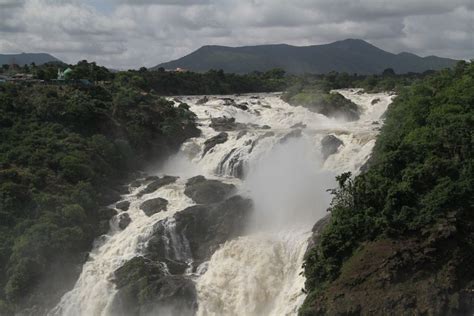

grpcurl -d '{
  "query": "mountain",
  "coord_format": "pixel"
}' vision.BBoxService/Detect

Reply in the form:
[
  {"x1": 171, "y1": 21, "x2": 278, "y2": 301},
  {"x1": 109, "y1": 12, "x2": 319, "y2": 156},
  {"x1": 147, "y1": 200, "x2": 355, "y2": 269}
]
[
  {"x1": 154, "y1": 39, "x2": 458, "y2": 74},
  {"x1": 0, "y1": 52, "x2": 62, "y2": 66}
]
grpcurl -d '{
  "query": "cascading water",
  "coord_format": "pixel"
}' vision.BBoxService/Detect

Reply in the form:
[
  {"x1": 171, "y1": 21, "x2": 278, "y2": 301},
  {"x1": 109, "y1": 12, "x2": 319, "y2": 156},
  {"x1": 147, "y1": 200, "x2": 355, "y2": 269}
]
[{"x1": 50, "y1": 89, "x2": 394, "y2": 316}]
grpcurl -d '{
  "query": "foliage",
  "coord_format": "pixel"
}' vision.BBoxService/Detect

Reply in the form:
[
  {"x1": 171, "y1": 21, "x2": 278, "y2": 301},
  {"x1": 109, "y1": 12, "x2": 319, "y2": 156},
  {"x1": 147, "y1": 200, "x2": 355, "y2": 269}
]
[
  {"x1": 0, "y1": 69, "x2": 198, "y2": 313},
  {"x1": 301, "y1": 61, "x2": 474, "y2": 313}
]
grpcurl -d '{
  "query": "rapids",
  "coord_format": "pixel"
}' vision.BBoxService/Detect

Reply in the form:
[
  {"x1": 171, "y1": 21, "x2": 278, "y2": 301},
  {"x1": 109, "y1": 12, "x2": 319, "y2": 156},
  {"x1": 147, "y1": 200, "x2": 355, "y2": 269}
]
[{"x1": 49, "y1": 89, "x2": 394, "y2": 316}]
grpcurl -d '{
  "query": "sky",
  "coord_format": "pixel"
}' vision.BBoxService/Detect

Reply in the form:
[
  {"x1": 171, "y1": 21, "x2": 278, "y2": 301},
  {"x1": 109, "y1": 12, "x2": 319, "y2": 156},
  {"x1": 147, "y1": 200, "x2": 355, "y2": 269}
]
[{"x1": 0, "y1": 0, "x2": 473, "y2": 69}]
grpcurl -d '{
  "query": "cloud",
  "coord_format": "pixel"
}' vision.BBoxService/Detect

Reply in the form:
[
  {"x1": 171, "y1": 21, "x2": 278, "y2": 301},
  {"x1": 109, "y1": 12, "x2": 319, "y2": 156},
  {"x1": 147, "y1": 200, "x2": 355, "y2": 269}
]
[{"x1": 0, "y1": 0, "x2": 472, "y2": 68}]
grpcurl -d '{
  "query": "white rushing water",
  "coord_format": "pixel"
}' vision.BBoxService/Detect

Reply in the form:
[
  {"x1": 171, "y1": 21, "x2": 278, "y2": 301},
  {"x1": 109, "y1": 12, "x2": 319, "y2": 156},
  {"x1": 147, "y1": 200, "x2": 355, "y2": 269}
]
[{"x1": 50, "y1": 89, "x2": 394, "y2": 316}]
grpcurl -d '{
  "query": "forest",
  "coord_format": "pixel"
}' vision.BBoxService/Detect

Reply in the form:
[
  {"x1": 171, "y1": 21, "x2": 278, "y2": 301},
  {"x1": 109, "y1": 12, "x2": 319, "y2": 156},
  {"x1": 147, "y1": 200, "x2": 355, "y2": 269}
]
[{"x1": 300, "y1": 61, "x2": 474, "y2": 314}]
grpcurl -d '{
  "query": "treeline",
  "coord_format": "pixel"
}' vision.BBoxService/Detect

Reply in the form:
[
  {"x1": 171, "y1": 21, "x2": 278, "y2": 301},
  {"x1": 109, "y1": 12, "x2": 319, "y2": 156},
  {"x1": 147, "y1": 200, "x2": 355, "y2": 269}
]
[
  {"x1": 300, "y1": 61, "x2": 474, "y2": 314},
  {"x1": 0, "y1": 75, "x2": 198, "y2": 313}
]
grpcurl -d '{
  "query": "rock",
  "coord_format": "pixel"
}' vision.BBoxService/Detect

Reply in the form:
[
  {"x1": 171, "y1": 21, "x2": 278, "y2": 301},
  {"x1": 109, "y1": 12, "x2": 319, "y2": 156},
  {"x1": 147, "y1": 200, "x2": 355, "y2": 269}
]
[
  {"x1": 291, "y1": 122, "x2": 307, "y2": 129},
  {"x1": 116, "y1": 201, "x2": 130, "y2": 212},
  {"x1": 235, "y1": 103, "x2": 249, "y2": 111},
  {"x1": 261, "y1": 125, "x2": 271, "y2": 129},
  {"x1": 202, "y1": 132, "x2": 228, "y2": 157},
  {"x1": 140, "y1": 198, "x2": 168, "y2": 216},
  {"x1": 209, "y1": 117, "x2": 246, "y2": 131},
  {"x1": 118, "y1": 213, "x2": 131, "y2": 230},
  {"x1": 196, "y1": 96, "x2": 209, "y2": 105},
  {"x1": 371, "y1": 98, "x2": 381, "y2": 105},
  {"x1": 145, "y1": 175, "x2": 160, "y2": 181},
  {"x1": 138, "y1": 176, "x2": 178, "y2": 196},
  {"x1": 221, "y1": 98, "x2": 236, "y2": 106},
  {"x1": 110, "y1": 257, "x2": 197, "y2": 316},
  {"x1": 129, "y1": 180, "x2": 142, "y2": 188},
  {"x1": 304, "y1": 215, "x2": 331, "y2": 258},
  {"x1": 279, "y1": 129, "x2": 302, "y2": 144},
  {"x1": 321, "y1": 135, "x2": 343, "y2": 159},
  {"x1": 184, "y1": 176, "x2": 236, "y2": 204}
]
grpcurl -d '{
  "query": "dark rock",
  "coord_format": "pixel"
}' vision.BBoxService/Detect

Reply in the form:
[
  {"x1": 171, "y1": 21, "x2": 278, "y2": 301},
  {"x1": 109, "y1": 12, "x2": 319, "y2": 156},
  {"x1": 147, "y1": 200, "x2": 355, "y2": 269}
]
[
  {"x1": 184, "y1": 176, "x2": 235, "y2": 204},
  {"x1": 129, "y1": 180, "x2": 142, "y2": 188},
  {"x1": 209, "y1": 117, "x2": 246, "y2": 131},
  {"x1": 279, "y1": 129, "x2": 302, "y2": 144},
  {"x1": 261, "y1": 125, "x2": 271, "y2": 129},
  {"x1": 235, "y1": 103, "x2": 249, "y2": 111},
  {"x1": 116, "y1": 201, "x2": 130, "y2": 212},
  {"x1": 371, "y1": 98, "x2": 381, "y2": 105},
  {"x1": 250, "y1": 96, "x2": 260, "y2": 99},
  {"x1": 304, "y1": 215, "x2": 331, "y2": 258},
  {"x1": 140, "y1": 198, "x2": 168, "y2": 216},
  {"x1": 321, "y1": 135, "x2": 343, "y2": 159},
  {"x1": 114, "y1": 185, "x2": 130, "y2": 195},
  {"x1": 291, "y1": 122, "x2": 307, "y2": 129},
  {"x1": 145, "y1": 175, "x2": 160, "y2": 181},
  {"x1": 138, "y1": 176, "x2": 178, "y2": 196},
  {"x1": 110, "y1": 257, "x2": 196, "y2": 316},
  {"x1": 202, "y1": 132, "x2": 228, "y2": 157},
  {"x1": 221, "y1": 98, "x2": 236, "y2": 106},
  {"x1": 196, "y1": 96, "x2": 209, "y2": 105},
  {"x1": 118, "y1": 213, "x2": 131, "y2": 230}
]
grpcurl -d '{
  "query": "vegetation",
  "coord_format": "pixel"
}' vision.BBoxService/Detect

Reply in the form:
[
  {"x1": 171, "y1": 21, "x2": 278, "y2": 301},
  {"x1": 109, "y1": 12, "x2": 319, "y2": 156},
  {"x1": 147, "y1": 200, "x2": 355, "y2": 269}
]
[
  {"x1": 301, "y1": 61, "x2": 474, "y2": 314},
  {"x1": 0, "y1": 63, "x2": 199, "y2": 313}
]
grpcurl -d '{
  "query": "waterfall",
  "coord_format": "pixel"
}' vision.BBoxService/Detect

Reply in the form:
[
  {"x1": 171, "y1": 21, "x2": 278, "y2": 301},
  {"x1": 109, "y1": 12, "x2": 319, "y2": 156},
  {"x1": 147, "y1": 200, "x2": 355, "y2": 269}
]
[{"x1": 49, "y1": 90, "x2": 394, "y2": 316}]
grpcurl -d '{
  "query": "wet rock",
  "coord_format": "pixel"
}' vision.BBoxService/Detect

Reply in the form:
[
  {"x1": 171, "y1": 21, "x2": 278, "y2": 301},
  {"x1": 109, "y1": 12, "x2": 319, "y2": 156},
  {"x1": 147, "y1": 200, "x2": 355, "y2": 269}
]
[
  {"x1": 250, "y1": 96, "x2": 260, "y2": 99},
  {"x1": 209, "y1": 117, "x2": 246, "y2": 131},
  {"x1": 184, "y1": 176, "x2": 235, "y2": 204},
  {"x1": 138, "y1": 176, "x2": 178, "y2": 196},
  {"x1": 261, "y1": 125, "x2": 271, "y2": 129},
  {"x1": 110, "y1": 257, "x2": 196, "y2": 316},
  {"x1": 140, "y1": 198, "x2": 168, "y2": 216},
  {"x1": 173, "y1": 195, "x2": 252, "y2": 262},
  {"x1": 291, "y1": 122, "x2": 307, "y2": 129},
  {"x1": 321, "y1": 135, "x2": 343, "y2": 159},
  {"x1": 129, "y1": 180, "x2": 142, "y2": 188},
  {"x1": 371, "y1": 98, "x2": 381, "y2": 105},
  {"x1": 279, "y1": 129, "x2": 302, "y2": 144},
  {"x1": 116, "y1": 201, "x2": 130, "y2": 212},
  {"x1": 118, "y1": 213, "x2": 131, "y2": 230},
  {"x1": 196, "y1": 96, "x2": 209, "y2": 105},
  {"x1": 202, "y1": 132, "x2": 228, "y2": 157},
  {"x1": 145, "y1": 175, "x2": 160, "y2": 181},
  {"x1": 99, "y1": 188, "x2": 121, "y2": 205},
  {"x1": 221, "y1": 98, "x2": 236, "y2": 106},
  {"x1": 235, "y1": 103, "x2": 249, "y2": 111}
]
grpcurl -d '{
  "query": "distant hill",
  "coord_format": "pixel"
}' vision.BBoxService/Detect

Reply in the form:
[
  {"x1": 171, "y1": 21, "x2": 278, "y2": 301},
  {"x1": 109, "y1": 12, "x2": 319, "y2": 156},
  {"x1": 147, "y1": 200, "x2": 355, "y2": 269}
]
[
  {"x1": 0, "y1": 53, "x2": 62, "y2": 66},
  {"x1": 154, "y1": 39, "x2": 458, "y2": 74}
]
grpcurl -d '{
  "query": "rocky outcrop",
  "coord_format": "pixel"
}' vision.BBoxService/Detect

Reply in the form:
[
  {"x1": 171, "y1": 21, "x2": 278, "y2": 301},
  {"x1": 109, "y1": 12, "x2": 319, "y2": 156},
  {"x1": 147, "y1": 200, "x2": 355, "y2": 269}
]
[
  {"x1": 140, "y1": 198, "x2": 168, "y2": 216},
  {"x1": 209, "y1": 117, "x2": 246, "y2": 131},
  {"x1": 184, "y1": 176, "x2": 235, "y2": 204},
  {"x1": 202, "y1": 132, "x2": 228, "y2": 157},
  {"x1": 321, "y1": 135, "x2": 343, "y2": 159}
]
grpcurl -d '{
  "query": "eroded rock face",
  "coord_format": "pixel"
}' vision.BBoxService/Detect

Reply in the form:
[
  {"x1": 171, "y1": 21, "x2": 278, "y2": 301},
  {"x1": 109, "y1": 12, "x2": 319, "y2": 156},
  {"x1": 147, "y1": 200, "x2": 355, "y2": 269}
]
[
  {"x1": 202, "y1": 132, "x2": 228, "y2": 157},
  {"x1": 321, "y1": 135, "x2": 343, "y2": 160},
  {"x1": 184, "y1": 176, "x2": 235, "y2": 204},
  {"x1": 140, "y1": 198, "x2": 168, "y2": 216}
]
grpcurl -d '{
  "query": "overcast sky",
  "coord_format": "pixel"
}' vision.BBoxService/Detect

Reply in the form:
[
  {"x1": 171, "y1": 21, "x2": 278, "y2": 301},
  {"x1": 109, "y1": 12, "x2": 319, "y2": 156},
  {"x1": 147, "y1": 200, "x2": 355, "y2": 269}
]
[{"x1": 0, "y1": 0, "x2": 472, "y2": 69}]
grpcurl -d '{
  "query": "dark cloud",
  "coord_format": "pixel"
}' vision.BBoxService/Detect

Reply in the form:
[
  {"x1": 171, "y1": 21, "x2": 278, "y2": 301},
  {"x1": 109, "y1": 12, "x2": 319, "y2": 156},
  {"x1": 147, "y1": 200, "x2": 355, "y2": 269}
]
[{"x1": 0, "y1": 0, "x2": 472, "y2": 68}]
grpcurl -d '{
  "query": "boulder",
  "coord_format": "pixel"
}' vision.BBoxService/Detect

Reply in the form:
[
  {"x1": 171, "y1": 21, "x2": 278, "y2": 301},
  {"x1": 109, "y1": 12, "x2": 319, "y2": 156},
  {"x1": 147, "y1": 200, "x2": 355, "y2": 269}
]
[
  {"x1": 261, "y1": 125, "x2": 271, "y2": 130},
  {"x1": 110, "y1": 257, "x2": 196, "y2": 316},
  {"x1": 321, "y1": 135, "x2": 343, "y2": 160},
  {"x1": 138, "y1": 176, "x2": 178, "y2": 196},
  {"x1": 202, "y1": 132, "x2": 228, "y2": 157},
  {"x1": 235, "y1": 103, "x2": 249, "y2": 111},
  {"x1": 116, "y1": 201, "x2": 130, "y2": 212},
  {"x1": 371, "y1": 98, "x2": 381, "y2": 105},
  {"x1": 184, "y1": 176, "x2": 235, "y2": 204},
  {"x1": 140, "y1": 198, "x2": 168, "y2": 216},
  {"x1": 98, "y1": 207, "x2": 117, "y2": 221},
  {"x1": 291, "y1": 122, "x2": 307, "y2": 129},
  {"x1": 118, "y1": 213, "x2": 131, "y2": 230},
  {"x1": 99, "y1": 188, "x2": 121, "y2": 205}
]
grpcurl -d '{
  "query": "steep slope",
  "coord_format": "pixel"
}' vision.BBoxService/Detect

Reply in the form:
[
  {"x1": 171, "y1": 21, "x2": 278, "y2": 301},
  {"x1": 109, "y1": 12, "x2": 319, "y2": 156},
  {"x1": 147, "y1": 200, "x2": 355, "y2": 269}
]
[
  {"x1": 154, "y1": 39, "x2": 457, "y2": 74},
  {"x1": 0, "y1": 53, "x2": 61, "y2": 66}
]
